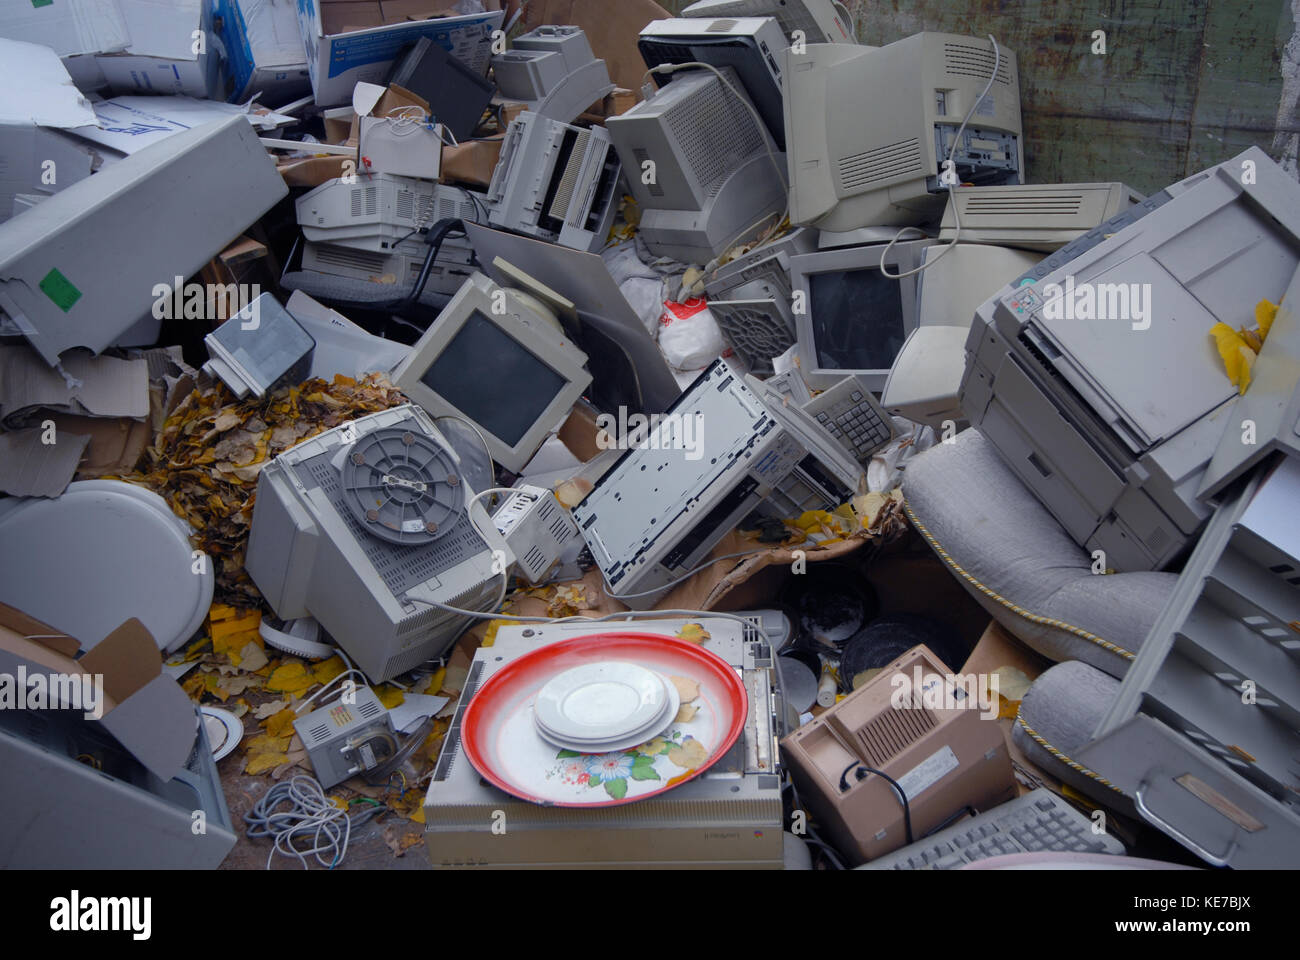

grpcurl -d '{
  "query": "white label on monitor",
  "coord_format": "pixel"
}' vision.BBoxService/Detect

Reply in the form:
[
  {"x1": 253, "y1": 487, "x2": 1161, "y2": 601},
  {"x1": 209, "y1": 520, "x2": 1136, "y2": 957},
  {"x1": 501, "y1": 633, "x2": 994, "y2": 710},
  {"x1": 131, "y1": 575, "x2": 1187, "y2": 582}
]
[
  {"x1": 976, "y1": 93, "x2": 995, "y2": 118},
  {"x1": 895, "y1": 745, "x2": 959, "y2": 799}
]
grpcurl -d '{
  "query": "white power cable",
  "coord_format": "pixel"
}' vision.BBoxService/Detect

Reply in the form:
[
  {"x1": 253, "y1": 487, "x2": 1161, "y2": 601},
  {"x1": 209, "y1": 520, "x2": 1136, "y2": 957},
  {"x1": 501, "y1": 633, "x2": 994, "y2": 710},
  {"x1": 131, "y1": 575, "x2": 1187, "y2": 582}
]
[{"x1": 879, "y1": 34, "x2": 1002, "y2": 280}]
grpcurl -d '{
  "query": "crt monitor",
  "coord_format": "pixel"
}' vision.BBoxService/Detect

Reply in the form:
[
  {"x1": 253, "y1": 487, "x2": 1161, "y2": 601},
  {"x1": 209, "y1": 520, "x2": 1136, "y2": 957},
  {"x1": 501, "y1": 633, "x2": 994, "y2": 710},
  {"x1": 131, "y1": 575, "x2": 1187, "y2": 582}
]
[
  {"x1": 784, "y1": 33, "x2": 1023, "y2": 234},
  {"x1": 682, "y1": 0, "x2": 855, "y2": 44},
  {"x1": 392, "y1": 271, "x2": 592, "y2": 473},
  {"x1": 638, "y1": 16, "x2": 789, "y2": 150},
  {"x1": 790, "y1": 239, "x2": 936, "y2": 391}
]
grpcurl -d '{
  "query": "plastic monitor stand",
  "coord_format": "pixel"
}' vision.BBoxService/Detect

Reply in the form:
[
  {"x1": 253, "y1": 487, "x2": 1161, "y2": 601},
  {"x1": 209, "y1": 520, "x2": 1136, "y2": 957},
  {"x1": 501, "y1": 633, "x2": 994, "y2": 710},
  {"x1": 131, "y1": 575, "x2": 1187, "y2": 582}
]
[
  {"x1": 0, "y1": 480, "x2": 214, "y2": 652},
  {"x1": 492, "y1": 256, "x2": 578, "y2": 328}
]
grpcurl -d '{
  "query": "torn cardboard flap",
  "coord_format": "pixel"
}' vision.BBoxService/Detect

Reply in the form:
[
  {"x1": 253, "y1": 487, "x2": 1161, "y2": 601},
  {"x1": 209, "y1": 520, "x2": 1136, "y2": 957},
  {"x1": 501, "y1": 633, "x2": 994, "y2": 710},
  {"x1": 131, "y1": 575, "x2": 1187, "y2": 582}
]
[
  {"x1": 0, "y1": 344, "x2": 149, "y2": 426},
  {"x1": 0, "y1": 428, "x2": 91, "y2": 498},
  {"x1": 0, "y1": 603, "x2": 197, "y2": 781}
]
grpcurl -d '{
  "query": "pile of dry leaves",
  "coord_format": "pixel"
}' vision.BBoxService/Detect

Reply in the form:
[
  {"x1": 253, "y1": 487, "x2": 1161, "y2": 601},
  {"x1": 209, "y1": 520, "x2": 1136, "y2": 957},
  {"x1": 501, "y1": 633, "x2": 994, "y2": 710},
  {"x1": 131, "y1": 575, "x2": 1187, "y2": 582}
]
[{"x1": 129, "y1": 373, "x2": 408, "y2": 605}]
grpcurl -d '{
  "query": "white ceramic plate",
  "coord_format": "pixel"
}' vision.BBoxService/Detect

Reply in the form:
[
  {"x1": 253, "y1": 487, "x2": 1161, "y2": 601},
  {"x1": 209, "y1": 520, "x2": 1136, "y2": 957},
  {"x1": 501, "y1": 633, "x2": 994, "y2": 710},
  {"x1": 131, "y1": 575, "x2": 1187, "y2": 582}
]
[
  {"x1": 200, "y1": 707, "x2": 243, "y2": 762},
  {"x1": 533, "y1": 661, "x2": 668, "y2": 741},
  {"x1": 533, "y1": 680, "x2": 681, "y2": 754},
  {"x1": 534, "y1": 679, "x2": 680, "y2": 752}
]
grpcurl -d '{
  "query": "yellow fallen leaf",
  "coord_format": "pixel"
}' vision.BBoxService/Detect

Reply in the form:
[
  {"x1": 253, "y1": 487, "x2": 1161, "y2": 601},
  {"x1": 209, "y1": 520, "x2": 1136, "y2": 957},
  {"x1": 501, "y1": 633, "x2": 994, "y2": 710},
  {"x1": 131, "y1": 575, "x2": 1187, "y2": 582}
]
[
  {"x1": 312, "y1": 655, "x2": 346, "y2": 686},
  {"x1": 263, "y1": 707, "x2": 297, "y2": 739},
  {"x1": 376, "y1": 684, "x2": 405, "y2": 709},
  {"x1": 239, "y1": 641, "x2": 269, "y2": 673},
  {"x1": 674, "y1": 703, "x2": 699, "y2": 723},
  {"x1": 245, "y1": 733, "x2": 292, "y2": 753},
  {"x1": 675, "y1": 623, "x2": 710, "y2": 644},
  {"x1": 1210, "y1": 322, "x2": 1257, "y2": 394},
  {"x1": 1257, "y1": 298, "x2": 1278, "y2": 339},
  {"x1": 666, "y1": 737, "x2": 709, "y2": 770},
  {"x1": 669, "y1": 675, "x2": 700, "y2": 702},
  {"x1": 245, "y1": 751, "x2": 288, "y2": 775},
  {"x1": 266, "y1": 661, "x2": 314, "y2": 694}
]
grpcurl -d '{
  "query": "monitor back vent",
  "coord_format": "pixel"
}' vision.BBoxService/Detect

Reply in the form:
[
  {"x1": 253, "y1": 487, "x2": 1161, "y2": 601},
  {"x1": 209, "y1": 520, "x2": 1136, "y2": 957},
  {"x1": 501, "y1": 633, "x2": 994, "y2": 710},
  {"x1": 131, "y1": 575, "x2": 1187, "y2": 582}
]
[
  {"x1": 943, "y1": 42, "x2": 1013, "y2": 85},
  {"x1": 854, "y1": 706, "x2": 937, "y2": 768},
  {"x1": 664, "y1": 74, "x2": 763, "y2": 196},
  {"x1": 706, "y1": 18, "x2": 740, "y2": 31},
  {"x1": 310, "y1": 245, "x2": 387, "y2": 273},
  {"x1": 838, "y1": 138, "x2": 923, "y2": 190}
]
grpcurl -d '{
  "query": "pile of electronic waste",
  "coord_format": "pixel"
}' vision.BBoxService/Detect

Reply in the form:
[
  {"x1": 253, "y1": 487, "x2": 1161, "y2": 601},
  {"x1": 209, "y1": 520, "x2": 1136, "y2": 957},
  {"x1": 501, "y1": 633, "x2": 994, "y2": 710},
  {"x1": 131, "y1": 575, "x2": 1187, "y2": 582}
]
[{"x1": 0, "y1": 0, "x2": 1297, "y2": 874}]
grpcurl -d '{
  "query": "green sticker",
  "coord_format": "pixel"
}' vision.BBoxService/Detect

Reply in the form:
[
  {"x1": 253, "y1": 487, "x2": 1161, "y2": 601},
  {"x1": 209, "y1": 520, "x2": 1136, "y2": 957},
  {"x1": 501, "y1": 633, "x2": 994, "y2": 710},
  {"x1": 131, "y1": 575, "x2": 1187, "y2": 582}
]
[
  {"x1": 39, "y1": 268, "x2": 81, "y2": 312},
  {"x1": 32, "y1": 0, "x2": 54, "y2": 7}
]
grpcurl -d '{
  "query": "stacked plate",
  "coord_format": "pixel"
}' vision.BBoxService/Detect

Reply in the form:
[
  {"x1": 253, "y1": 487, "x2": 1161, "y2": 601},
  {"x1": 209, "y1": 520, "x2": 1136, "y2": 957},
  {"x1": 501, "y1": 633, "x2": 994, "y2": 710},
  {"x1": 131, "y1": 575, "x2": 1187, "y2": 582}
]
[{"x1": 532, "y1": 661, "x2": 680, "y2": 753}]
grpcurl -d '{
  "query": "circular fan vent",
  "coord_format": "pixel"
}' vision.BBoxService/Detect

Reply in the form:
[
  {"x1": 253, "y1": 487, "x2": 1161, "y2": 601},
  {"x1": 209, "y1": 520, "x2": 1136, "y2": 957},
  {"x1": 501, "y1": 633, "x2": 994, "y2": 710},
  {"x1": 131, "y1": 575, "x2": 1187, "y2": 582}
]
[{"x1": 339, "y1": 426, "x2": 465, "y2": 545}]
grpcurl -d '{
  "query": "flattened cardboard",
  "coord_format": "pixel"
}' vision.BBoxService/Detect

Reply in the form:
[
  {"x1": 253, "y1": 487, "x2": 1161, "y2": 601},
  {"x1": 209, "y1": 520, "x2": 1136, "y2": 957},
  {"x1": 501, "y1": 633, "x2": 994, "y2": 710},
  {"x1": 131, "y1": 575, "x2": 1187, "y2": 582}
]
[
  {"x1": 0, "y1": 344, "x2": 149, "y2": 427},
  {"x1": 0, "y1": 427, "x2": 90, "y2": 498},
  {"x1": 0, "y1": 605, "x2": 196, "y2": 780},
  {"x1": 440, "y1": 137, "x2": 502, "y2": 187}
]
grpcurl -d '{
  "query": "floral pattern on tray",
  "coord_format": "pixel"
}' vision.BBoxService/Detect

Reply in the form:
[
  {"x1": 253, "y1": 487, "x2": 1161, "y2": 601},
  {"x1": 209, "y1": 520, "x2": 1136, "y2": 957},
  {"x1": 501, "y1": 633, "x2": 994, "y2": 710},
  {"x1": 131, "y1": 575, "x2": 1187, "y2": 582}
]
[{"x1": 545, "y1": 729, "x2": 713, "y2": 801}]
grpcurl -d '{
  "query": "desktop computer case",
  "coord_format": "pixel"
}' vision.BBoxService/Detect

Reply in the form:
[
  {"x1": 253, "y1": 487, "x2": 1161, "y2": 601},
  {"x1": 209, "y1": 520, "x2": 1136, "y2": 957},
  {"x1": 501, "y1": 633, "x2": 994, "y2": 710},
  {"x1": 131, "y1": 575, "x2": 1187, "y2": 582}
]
[
  {"x1": 423, "y1": 615, "x2": 785, "y2": 868},
  {"x1": 781, "y1": 644, "x2": 1014, "y2": 866}
]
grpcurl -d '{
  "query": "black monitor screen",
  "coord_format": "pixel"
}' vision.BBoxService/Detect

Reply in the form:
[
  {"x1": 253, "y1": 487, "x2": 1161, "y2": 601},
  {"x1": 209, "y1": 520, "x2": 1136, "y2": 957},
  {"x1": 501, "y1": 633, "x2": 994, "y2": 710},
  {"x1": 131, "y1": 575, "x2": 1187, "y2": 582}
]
[
  {"x1": 420, "y1": 311, "x2": 568, "y2": 447},
  {"x1": 808, "y1": 267, "x2": 906, "y2": 372}
]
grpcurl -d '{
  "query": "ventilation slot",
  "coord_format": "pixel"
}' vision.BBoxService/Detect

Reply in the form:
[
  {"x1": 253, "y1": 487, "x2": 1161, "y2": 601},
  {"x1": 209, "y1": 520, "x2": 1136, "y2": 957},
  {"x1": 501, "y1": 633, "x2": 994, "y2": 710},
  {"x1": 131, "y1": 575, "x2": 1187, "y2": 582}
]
[
  {"x1": 310, "y1": 245, "x2": 387, "y2": 272},
  {"x1": 837, "y1": 138, "x2": 924, "y2": 190},
  {"x1": 307, "y1": 723, "x2": 330, "y2": 743},
  {"x1": 664, "y1": 74, "x2": 763, "y2": 197},
  {"x1": 943, "y1": 42, "x2": 1013, "y2": 85},
  {"x1": 549, "y1": 128, "x2": 590, "y2": 220},
  {"x1": 706, "y1": 18, "x2": 739, "y2": 31},
  {"x1": 396, "y1": 189, "x2": 416, "y2": 222},
  {"x1": 358, "y1": 700, "x2": 383, "y2": 720},
  {"x1": 548, "y1": 515, "x2": 571, "y2": 543},
  {"x1": 963, "y1": 195, "x2": 1086, "y2": 217},
  {"x1": 853, "y1": 708, "x2": 937, "y2": 768},
  {"x1": 523, "y1": 545, "x2": 547, "y2": 571},
  {"x1": 350, "y1": 186, "x2": 378, "y2": 218}
]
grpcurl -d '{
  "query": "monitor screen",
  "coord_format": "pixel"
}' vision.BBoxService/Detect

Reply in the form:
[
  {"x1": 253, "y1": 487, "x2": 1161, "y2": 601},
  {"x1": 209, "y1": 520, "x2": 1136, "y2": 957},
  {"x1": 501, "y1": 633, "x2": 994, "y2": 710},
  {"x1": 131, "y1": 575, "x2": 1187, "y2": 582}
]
[
  {"x1": 808, "y1": 267, "x2": 906, "y2": 371},
  {"x1": 419, "y1": 311, "x2": 568, "y2": 446}
]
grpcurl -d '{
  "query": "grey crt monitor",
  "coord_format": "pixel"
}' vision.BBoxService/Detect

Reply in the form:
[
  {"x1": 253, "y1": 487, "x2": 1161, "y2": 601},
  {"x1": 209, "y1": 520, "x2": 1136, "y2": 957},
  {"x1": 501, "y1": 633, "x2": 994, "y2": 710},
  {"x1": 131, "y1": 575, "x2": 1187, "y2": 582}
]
[
  {"x1": 392, "y1": 271, "x2": 592, "y2": 474},
  {"x1": 790, "y1": 238, "x2": 937, "y2": 391}
]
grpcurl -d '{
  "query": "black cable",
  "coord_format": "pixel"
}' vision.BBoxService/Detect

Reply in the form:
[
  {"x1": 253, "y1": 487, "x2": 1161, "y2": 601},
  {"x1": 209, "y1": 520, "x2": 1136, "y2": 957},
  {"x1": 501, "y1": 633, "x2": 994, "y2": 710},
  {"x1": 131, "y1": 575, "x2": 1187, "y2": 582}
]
[
  {"x1": 839, "y1": 760, "x2": 913, "y2": 846},
  {"x1": 924, "y1": 805, "x2": 978, "y2": 839},
  {"x1": 396, "y1": 216, "x2": 466, "y2": 314}
]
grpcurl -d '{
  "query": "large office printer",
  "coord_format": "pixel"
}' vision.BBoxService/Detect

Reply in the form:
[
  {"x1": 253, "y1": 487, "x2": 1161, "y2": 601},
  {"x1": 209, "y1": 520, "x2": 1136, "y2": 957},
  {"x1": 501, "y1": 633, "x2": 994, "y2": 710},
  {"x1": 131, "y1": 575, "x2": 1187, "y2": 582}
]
[{"x1": 960, "y1": 147, "x2": 1300, "y2": 571}]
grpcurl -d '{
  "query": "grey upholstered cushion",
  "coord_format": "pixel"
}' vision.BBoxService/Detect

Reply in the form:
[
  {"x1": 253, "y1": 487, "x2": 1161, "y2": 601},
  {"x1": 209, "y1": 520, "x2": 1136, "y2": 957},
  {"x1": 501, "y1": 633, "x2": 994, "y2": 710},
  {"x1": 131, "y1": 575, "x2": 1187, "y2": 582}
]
[
  {"x1": 902, "y1": 428, "x2": 1178, "y2": 678},
  {"x1": 1013, "y1": 660, "x2": 1135, "y2": 812}
]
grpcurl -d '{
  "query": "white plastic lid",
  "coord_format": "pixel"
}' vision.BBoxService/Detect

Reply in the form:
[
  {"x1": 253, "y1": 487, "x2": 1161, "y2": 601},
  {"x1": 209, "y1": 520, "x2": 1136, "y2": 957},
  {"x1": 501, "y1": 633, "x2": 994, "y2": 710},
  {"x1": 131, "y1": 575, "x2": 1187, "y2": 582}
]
[{"x1": 0, "y1": 480, "x2": 214, "y2": 652}]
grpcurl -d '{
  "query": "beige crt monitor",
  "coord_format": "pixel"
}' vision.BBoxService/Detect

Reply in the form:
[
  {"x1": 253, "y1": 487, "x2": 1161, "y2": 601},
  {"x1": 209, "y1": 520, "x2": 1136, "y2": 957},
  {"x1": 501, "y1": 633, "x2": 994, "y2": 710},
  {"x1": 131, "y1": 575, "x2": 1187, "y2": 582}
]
[
  {"x1": 784, "y1": 33, "x2": 1023, "y2": 234},
  {"x1": 939, "y1": 182, "x2": 1145, "y2": 251},
  {"x1": 392, "y1": 271, "x2": 592, "y2": 474},
  {"x1": 781, "y1": 644, "x2": 1015, "y2": 865}
]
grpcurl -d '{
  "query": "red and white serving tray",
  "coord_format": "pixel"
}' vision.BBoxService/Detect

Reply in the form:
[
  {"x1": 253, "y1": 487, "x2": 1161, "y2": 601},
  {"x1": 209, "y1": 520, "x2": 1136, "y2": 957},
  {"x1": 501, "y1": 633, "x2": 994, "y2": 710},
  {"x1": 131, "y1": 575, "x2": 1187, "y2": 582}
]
[{"x1": 460, "y1": 632, "x2": 749, "y2": 807}]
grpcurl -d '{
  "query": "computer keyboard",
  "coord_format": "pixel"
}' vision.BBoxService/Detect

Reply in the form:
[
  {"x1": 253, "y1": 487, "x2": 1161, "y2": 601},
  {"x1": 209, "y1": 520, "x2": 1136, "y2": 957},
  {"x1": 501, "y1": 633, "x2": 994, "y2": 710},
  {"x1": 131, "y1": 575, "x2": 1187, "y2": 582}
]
[
  {"x1": 801, "y1": 376, "x2": 896, "y2": 466},
  {"x1": 858, "y1": 788, "x2": 1125, "y2": 870}
]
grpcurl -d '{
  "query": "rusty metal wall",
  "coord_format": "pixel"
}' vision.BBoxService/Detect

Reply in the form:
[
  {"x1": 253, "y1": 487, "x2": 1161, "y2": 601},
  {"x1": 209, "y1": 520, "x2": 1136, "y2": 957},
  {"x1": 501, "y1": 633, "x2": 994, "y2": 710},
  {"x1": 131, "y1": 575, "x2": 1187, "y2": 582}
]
[{"x1": 666, "y1": 0, "x2": 1300, "y2": 192}]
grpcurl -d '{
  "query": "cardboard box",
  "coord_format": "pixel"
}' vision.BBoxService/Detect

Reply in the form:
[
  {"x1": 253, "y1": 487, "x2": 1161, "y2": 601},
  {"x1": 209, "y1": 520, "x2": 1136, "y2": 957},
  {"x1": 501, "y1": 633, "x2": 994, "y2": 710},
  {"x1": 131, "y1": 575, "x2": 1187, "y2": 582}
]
[
  {"x1": 0, "y1": 602, "x2": 197, "y2": 781},
  {"x1": 215, "y1": 0, "x2": 313, "y2": 103},
  {"x1": 440, "y1": 137, "x2": 502, "y2": 187},
  {"x1": 0, "y1": 0, "x2": 130, "y2": 59},
  {"x1": 296, "y1": 0, "x2": 505, "y2": 106},
  {"x1": 520, "y1": 0, "x2": 670, "y2": 93},
  {"x1": 95, "y1": 0, "x2": 220, "y2": 98}
]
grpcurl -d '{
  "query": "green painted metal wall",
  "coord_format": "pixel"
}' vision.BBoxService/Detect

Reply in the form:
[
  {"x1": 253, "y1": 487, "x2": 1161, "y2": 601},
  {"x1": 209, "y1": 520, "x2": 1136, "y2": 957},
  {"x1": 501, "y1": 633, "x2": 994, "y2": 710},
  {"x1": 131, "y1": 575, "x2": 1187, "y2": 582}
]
[{"x1": 666, "y1": 0, "x2": 1300, "y2": 192}]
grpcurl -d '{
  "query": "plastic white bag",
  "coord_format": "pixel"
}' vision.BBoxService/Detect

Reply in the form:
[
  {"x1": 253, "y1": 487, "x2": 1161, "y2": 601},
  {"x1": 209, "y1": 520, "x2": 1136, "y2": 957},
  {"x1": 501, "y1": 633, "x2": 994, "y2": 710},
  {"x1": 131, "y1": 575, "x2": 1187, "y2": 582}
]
[{"x1": 658, "y1": 298, "x2": 726, "y2": 372}]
